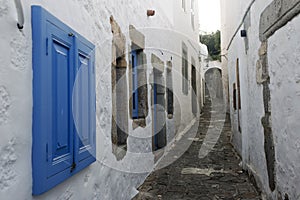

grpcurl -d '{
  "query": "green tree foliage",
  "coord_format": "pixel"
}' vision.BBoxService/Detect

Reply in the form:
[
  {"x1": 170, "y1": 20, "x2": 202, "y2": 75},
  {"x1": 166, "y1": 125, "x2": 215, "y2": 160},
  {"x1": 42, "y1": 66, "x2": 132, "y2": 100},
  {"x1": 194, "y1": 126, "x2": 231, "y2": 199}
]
[{"x1": 200, "y1": 30, "x2": 221, "y2": 61}]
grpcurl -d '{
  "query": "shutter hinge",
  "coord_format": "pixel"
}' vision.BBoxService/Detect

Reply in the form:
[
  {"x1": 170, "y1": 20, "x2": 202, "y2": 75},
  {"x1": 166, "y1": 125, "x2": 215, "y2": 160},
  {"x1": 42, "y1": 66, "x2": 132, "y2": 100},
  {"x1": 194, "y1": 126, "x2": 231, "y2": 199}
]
[{"x1": 70, "y1": 162, "x2": 76, "y2": 172}]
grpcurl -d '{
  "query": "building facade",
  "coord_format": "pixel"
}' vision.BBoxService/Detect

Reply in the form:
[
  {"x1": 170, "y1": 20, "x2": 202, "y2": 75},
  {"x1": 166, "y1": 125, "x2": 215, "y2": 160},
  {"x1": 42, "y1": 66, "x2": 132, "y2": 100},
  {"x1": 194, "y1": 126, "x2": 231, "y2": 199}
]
[
  {"x1": 0, "y1": 0, "x2": 206, "y2": 199},
  {"x1": 221, "y1": 0, "x2": 300, "y2": 199}
]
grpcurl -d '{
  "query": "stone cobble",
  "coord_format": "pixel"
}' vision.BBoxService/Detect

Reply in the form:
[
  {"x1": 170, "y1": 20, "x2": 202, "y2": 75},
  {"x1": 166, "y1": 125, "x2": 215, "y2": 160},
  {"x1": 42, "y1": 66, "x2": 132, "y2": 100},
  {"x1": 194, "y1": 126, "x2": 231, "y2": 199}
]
[{"x1": 133, "y1": 94, "x2": 261, "y2": 200}]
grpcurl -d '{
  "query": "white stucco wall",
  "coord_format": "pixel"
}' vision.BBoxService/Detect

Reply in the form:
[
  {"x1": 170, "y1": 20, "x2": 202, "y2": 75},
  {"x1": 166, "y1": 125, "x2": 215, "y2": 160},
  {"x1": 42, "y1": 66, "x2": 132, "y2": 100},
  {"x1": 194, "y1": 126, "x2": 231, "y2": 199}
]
[
  {"x1": 0, "y1": 0, "x2": 205, "y2": 199},
  {"x1": 268, "y1": 15, "x2": 300, "y2": 200},
  {"x1": 221, "y1": 0, "x2": 300, "y2": 199},
  {"x1": 173, "y1": 0, "x2": 199, "y2": 42},
  {"x1": 221, "y1": 1, "x2": 273, "y2": 197},
  {"x1": 157, "y1": 0, "x2": 205, "y2": 131}
]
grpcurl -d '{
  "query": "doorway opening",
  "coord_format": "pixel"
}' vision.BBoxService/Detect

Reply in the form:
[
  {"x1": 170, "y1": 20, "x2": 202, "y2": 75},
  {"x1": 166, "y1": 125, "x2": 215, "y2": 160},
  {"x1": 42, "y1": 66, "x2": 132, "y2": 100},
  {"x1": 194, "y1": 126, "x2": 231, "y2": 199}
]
[
  {"x1": 151, "y1": 54, "x2": 167, "y2": 152},
  {"x1": 191, "y1": 62, "x2": 197, "y2": 116}
]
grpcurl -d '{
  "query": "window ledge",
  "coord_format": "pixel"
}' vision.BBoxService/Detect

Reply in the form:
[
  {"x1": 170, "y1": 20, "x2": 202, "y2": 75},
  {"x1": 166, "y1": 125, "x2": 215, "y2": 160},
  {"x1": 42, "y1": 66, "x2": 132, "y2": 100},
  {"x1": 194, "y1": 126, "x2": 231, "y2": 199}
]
[
  {"x1": 113, "y1": 144, "x2": 127, "y2": 161},
  {"x1": 153, "y1": 148, "x2": 165, "y2": 163},
  {"x1": 132, "y1": 118, "x2": 146, "y2": 129}
]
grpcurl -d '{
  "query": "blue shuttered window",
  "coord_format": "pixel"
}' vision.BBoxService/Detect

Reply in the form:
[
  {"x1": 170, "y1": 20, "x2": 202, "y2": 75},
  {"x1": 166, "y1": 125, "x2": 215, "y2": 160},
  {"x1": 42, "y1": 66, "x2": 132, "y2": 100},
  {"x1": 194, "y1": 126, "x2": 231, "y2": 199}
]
[
  {"x1": 32, "y1": 6, "x2": 96, "y2": 195},
  {"x1": 131, "y1": 51, "x2": 138, "y2": 118}
]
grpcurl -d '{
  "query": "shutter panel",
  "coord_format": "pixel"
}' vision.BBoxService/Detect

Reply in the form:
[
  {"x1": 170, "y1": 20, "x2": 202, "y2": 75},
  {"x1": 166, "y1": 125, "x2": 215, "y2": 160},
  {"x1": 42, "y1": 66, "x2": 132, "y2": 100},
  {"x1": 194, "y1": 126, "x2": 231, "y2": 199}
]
[
  {"x1": 74, "y1": 39, "x2": 96, "y2": 164},
  {"x1": 46, "y1": 22, "x2": 74, "y2": 178},
  {"x1": 132, "y1": 51, "x2": 138, "y2": 118},
  {"x1": 32, "y1": 10, "x2": 75, "y2": 193}
]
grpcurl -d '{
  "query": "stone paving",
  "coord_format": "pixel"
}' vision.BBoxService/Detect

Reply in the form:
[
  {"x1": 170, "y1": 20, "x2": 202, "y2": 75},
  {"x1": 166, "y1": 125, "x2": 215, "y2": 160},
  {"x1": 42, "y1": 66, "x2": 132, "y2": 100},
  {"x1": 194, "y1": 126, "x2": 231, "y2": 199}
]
[{"x1": 133, "y1": 94, "x2": 261, "y2": 200}]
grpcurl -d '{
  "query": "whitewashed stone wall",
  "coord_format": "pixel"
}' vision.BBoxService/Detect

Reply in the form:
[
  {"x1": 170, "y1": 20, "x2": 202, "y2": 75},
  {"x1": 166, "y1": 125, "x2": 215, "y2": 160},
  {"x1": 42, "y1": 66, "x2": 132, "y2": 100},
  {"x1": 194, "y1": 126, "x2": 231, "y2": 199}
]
[
  {"x1": 268, "y1": 15, "x2": 300, "y2": 200},
  {"x1": 221, "y1": 0, "x2": 300, "y2": 199}
]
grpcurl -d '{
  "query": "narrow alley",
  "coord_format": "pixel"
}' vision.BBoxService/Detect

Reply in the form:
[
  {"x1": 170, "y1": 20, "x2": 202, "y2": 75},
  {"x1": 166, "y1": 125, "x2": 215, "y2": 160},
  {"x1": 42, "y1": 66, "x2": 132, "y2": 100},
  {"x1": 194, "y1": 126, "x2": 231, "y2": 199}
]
[
  {"x1": 134, "y1": 88, "x2": 261, "y2": 200},
  {"x1": 1, "y1": 0, "x2": 300, "y2": 199}
]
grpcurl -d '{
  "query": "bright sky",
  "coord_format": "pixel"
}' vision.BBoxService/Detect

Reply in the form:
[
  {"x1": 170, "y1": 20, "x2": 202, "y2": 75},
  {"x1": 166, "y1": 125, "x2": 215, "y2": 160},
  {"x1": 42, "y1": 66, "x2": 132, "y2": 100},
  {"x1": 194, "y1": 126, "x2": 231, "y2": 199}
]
[{"x1": 198, "y1": 0, "x2": 221, "y2": 33}]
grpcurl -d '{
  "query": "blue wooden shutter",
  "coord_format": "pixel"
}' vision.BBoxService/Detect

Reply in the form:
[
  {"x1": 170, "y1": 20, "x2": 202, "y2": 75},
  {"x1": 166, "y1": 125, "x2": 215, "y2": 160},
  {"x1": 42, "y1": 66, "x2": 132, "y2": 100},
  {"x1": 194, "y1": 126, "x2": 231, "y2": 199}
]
[
  {"x1": 74, "y1": 38, "x2": 96, "y2": 168},
  {"x1": 32, "y1": 6, "x2": 96, "y2": 195},
  {"x1": 46, "y1": 21, "x2": 75, "y2": 179},
  {"x1": 132, "y1": 51, "x2": 138, "y2": 118},
  {"x1": 32, "y1": 6, "x2": 75, "y2": 194}
]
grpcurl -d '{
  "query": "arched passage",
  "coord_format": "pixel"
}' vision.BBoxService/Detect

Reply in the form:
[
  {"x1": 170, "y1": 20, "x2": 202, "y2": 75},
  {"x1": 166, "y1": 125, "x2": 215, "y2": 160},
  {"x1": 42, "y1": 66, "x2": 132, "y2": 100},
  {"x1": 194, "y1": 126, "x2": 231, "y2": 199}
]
[{"x1": 204, "y1": 67, "x2": 223, "y2": 99}]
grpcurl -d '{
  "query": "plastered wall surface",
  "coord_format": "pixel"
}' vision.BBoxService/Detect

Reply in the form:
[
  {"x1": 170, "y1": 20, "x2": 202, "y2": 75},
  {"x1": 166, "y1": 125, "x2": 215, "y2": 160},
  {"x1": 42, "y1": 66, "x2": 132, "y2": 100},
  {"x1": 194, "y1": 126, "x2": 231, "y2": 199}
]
[
  {"x1": 268, "y1": 15, "x2": 300, "y2": 199},
  {"x1": 221, "y1": 0, "x2": 300, "y2": 198},
  {"x1": 223, "y1": 0, "x2": 274, "y2": 197},
  {"x1": 0, "y1": 0, "x2": 206, "y2": 199}
]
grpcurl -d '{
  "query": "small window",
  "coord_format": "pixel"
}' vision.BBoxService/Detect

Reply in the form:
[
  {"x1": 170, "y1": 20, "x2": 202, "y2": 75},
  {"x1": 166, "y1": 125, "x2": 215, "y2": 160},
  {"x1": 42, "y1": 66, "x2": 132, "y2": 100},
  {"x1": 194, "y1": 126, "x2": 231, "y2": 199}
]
[
  {"x1": 236, "y1": 59, "x2": 241, "y2": 109},
  {"x1": 233, "y1": 83, "x2": 237, "y2": 110},
  {"x1": 191, "y1": 63, "x2": 197, "y2": 115},
  {"x1": 182, "y1": 43, "x2": 188, "y2": 95},
  {"x1": 191, "y1": 0, "x2": 195, "y2": 30},
  {"x1": 32, "y1": 6, "x2": 96, "y2": 195},
  {"x1": 166, "y1": 61, "x2": 174, "y2": 118},
  {"x1": 182, "y1": 0, "x2": 186, "y2": 12}
]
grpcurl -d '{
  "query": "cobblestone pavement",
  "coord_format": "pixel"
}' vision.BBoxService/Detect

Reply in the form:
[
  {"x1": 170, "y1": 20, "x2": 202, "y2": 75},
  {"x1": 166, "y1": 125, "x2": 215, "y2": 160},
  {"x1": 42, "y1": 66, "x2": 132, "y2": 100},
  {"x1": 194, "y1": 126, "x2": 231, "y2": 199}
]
[{"x1": 133, "y1": 95, "x2": 261, "y2": 200}]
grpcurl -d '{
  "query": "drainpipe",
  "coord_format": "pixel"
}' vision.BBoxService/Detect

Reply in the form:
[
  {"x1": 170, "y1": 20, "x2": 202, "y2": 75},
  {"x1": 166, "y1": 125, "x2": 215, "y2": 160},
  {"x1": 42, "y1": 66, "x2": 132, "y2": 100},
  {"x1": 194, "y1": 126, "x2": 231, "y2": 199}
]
[{"x1": 14, "y1": 0, "x2": 24, "y2": 29}]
